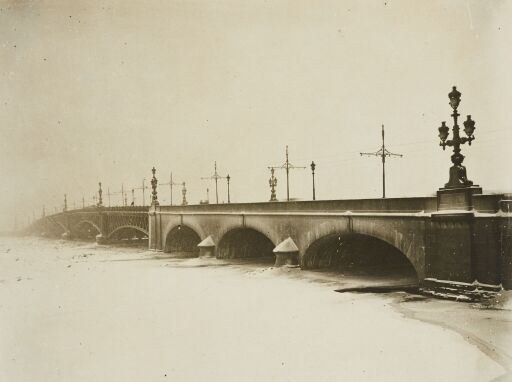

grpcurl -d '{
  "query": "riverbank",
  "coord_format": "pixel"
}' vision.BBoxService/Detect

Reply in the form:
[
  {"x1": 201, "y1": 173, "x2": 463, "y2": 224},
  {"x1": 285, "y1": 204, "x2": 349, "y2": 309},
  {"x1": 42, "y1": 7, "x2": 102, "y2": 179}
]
[{"x1": 0, "y1": 237, "x2": 510, "y2": 381}]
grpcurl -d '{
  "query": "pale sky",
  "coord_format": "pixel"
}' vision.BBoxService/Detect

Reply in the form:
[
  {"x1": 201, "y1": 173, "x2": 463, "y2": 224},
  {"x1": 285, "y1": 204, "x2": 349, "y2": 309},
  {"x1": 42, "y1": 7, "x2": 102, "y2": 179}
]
[{"x1": 0, "y1": 0, "x2": 511, "y2": 230}]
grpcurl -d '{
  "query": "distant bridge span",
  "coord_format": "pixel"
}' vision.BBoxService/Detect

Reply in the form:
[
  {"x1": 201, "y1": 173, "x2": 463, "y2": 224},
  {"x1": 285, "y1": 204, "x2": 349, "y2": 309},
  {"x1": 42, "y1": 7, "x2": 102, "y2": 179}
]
[{"x1": 30, "y1": 206, "x2": 149, "y2": 242}]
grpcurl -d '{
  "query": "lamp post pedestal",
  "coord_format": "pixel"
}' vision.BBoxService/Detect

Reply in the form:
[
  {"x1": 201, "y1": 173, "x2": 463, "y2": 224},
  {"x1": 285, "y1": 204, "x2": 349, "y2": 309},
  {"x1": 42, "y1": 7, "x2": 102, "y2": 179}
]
[{"x1": 437, "y1": 186, "x2": 482, "y2": 212}]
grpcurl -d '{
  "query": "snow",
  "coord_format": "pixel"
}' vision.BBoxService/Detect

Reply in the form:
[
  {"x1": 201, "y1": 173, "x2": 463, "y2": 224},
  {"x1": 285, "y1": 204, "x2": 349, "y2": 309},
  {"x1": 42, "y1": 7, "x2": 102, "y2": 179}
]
[
  {"x1": 273, "y1": 237, "x2": 299, "y2": 253},
  {"x1": 197, "y1": 235, "x2": 215, "y2": 247},
  {"x1": 0, "y1": 237, "x2": 509, "y2": 381}
]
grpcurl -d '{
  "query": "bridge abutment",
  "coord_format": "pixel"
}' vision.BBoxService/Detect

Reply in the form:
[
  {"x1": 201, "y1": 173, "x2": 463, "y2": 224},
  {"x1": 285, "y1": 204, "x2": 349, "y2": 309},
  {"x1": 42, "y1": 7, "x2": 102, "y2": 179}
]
[
  {"x1": 427, "y1": 212, "x2": 475, "y2": 283},
  {"x1": 422, "y1": 188, "x2": 507, "y2": 298}
]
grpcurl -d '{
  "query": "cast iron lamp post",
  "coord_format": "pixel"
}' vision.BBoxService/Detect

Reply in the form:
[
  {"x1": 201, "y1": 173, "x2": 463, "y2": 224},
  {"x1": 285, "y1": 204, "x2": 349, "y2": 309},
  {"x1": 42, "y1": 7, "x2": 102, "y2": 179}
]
[
  {"x1": 151, "y1": 167, "x2": 159, "y2": 206},
  {"x1": 226, "y1": 174, "x2": 231, "y2": 204},
  {"x1": 98, "y1": 182, "x2": 103, "y2": 207},
  {"x1": 310, "y1": 161, "x2": 316, "y2": 201},
  {"x1": 438, "y1": 86, "x2": 476, "y2": 188},
  {"x1": 181, "y1": 182, "x2": 188, "y2": 206},
  {"x1": 269, "y1": 168, "x2": 277, "y2": 201}
]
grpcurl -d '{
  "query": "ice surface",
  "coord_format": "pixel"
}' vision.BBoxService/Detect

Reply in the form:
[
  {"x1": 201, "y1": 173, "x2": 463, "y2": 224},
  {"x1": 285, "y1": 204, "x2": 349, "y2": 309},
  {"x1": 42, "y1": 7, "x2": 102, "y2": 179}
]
[{"x1": 0, "y1": 237, "x2": 509, "y2": 382}]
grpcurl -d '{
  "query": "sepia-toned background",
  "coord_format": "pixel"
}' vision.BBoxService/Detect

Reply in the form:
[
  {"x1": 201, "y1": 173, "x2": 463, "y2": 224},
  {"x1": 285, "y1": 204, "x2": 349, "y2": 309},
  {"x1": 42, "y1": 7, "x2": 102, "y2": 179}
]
[{"x1": 0, "y1": 0, "x2": 510, "y2": 231}]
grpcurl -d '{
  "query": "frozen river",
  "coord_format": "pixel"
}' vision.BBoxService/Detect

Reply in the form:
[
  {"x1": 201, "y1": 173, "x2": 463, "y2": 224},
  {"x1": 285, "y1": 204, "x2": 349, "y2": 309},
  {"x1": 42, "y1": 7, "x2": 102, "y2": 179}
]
[{"x1": 0, "y1": 237, "x2": 511, "y2": 381}]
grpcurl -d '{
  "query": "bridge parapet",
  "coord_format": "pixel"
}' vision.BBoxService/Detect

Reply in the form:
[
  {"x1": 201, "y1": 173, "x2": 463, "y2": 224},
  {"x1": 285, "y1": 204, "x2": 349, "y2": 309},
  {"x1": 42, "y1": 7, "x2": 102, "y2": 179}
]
[
  {"x1": 154, "y1": 194, "x2": 505, "y2": 215},
  {"x1": 156, "y1": 197, "x2": 438, "y2": 214}
]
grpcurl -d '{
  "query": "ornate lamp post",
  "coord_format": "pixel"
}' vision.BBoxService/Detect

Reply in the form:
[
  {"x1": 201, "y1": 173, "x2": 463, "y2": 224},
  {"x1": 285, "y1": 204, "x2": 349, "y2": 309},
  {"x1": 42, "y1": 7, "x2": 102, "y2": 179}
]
[
  {"x1": 150, "y1": 167, "x2": 159, "y2": 206},
  {"x1": 98, "y1": 182, "x2": 103, "y2": 207},
  {"x1": 310, "y1": 161, "x2": 316, "y2": 201},
  {"x1": 269, "y1": 168, "x2": 277, "y2": 202},
  {"x1": 226, "y1": 174, "x2": 231, "y2": 204},
  {"x1": 438, "y1": 86, "x2": 477, "y2": 188},
  {"x1": 181, "y1": 182, "x2": 188, "y2": 206}
]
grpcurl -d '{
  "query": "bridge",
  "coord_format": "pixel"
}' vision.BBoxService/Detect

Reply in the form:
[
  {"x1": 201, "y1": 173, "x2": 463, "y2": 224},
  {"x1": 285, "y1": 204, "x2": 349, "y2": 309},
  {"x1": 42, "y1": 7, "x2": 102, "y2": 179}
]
[
  {"x1": 29, "y1": 206, "x2": 149, "y2": 243},
  {"x1": 147, "y1": 192, "x2": 512, "y2": 293},
  {"x1": 27, "y1": 188, "x2": 512, "y2": 296}
]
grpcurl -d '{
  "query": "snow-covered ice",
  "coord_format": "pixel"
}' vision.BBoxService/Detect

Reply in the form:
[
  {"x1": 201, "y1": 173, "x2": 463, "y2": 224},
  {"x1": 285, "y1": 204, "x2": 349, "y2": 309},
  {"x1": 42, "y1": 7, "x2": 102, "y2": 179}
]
[{"x1": 0, "y1": 237, "x2": 510, "y2": 381}]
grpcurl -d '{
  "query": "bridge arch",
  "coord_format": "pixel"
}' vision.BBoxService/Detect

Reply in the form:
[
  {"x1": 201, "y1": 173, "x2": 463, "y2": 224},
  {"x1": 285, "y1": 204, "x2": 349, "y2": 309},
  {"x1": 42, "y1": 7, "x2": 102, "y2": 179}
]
[
  {"x1": 107, "y1": 225, "x2": 149, "y2": 240},
  {"x1": 71, "y1": 220, "x2": 102, "y2": 239},
  {"x1": 164, "y1": 224, "x2": 201, "y2": 255},
  {"x1": 303, "y1": 232, "x2": 419, "y2": 282},
  {"x1": 217, "y1": 227, "x2": 276, "y2": 260},
  {"x1": 48, "y1": 219, "x2": 68, "y2": 235}
]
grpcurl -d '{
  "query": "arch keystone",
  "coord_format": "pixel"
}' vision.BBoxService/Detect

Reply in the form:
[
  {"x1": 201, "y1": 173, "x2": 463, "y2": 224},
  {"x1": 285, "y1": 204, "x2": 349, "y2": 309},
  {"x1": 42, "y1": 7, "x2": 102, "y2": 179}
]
[{"x1": 273, "y1": 237, "x2": 299, "y2": 267}]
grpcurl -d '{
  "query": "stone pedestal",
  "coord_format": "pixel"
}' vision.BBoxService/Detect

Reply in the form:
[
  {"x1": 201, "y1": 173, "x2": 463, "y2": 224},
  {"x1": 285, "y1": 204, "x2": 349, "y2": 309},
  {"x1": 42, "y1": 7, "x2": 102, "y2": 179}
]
[{"x1": 437, "y1": 186, "x2": 482, "y2": 211}]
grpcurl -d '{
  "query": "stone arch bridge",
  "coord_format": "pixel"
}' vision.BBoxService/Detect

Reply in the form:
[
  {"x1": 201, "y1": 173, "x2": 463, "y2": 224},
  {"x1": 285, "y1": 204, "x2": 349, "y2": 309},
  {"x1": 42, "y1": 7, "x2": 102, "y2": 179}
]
[
  {"x1": 28, "y1": 194, "x2": 511, "y2": 292},
  {"x1": 149, "y1": 194, "x2": 512, "y2": 291}
]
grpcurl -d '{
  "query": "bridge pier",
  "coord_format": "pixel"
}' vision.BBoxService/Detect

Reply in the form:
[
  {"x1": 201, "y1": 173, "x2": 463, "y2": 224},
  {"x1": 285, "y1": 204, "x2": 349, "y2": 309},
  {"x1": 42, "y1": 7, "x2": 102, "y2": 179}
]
[
  {"x1": 427, "y1": 211, "x2": 475, "y2": 283},
  {"x1": 421, "y1": 187, "x2": 507, "y2": 299},
  {"x1": 273, "y1": 237, "x2": 299, "y2": 266},
  {"x1": 198, "y1": 236, "x2": 216, "y2": 258},
  {"x1": 500, "y1": 198, "x2": 512, "y2": 290},
  {"x1": 95, "y1": 234, "x2": 109, "y2": 245},
  {"x1": 149, "y1": 207, "x2": 162, "y2": 251}
]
